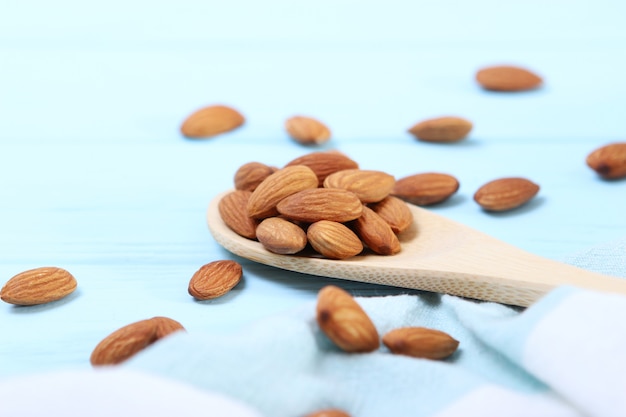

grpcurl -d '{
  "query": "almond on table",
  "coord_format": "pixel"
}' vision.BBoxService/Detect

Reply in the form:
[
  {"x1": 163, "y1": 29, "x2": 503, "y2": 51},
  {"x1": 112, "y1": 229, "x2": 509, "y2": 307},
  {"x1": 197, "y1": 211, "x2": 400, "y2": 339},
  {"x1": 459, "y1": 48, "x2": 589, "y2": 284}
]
[
  {"x1": 1, "y1": 266, "x2": 77, "y2": 306},
  {"x1": 188, "y1": 260, "x2": 243, "y2": 300},
  {"x1": 285, "y1": 115, "x2": 331, "y2": 145},
  {"x1": 475, "y1": 65, "x2": 543, "y2": 92},
  {"x1": 474, "y1": 177, "x2": 540, "y2": 212},
  {"x1": 392, "y1": 172, "x2": 460, "y2": 206},
  {"x1": 180, "y1": 104, "x2": 245, "y2": 139},
  {"x1": 407, "y1": 116, "x2": 473, "y2": 143},
  {"x1": 586, "y1": 142, "x2": 626, "y2": 179}
]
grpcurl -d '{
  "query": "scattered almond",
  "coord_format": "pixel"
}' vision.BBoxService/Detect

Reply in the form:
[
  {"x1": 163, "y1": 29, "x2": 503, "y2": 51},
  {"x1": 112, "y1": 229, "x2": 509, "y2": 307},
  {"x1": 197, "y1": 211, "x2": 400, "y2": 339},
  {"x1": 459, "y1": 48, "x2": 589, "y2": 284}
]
[
  {"x1": 351, "y1": 205, "x2": 401, "y2": 255},
  {"x1": 1, "y1": 267, "x2": 77, "y2": 306},
  {"x1": 474, "y1": 177, "x2": 540, "y2": 212},
  {"x1": 369, "y1": 195, "x2": 414, "y2": 234},
  {"x1": 383, "y1": 327, "x2": 459, "y2": 359},
  {"x1": 256, "y1": 217, "x2": 308, "y2": 254},
  {"x1": 90, "y1": 316, "x2": 185, "y2": 366},
  {"x1": 323, "y1": 169, "x2": 396, "y2": 203},
  {"x1": 392, "y1": 172, "x2": 460, "y2": 206},
  {"x1": 180, "y1": 104, "x2": 245, "y2": 138},
  {"x1": 285, "y1": 115, "x2": 331, "y2": 145},
  {"x1": 307, "y1": 221, "x2": 364, "y2": 260},
  {"x1": 218, "y1": 190, "x2": 259, "y2": 239},
  {"x1": 304, "y1": 410, "x2": 352, "y2": 417},
  {"x1": 316, "y1": 285, "x2": 379, "y2": 353},
  {"x1": 285, "y1": 151, "x2": 359, "y2": 186},
  {"x1": 408, "y1": 116, "x2": 473, "y2": 143},
  {"x1": 247, "y1": 165, "x2": 319, "y2": 219},
  {"x1": 234, "y1": 162, "x2": 277, "y2": 192},
  {"x1": 475, "y1": 65, "x2": 543, "y2": 92},
  {"x1": 277, "y1": 188, "x2": 363, "y2": 223},
  {"x1": 188, "y1": 260, "x2": 242, "y2": 300},
  {"x1": 586, "y1": 142, "x2": 626, "y2": 179}
]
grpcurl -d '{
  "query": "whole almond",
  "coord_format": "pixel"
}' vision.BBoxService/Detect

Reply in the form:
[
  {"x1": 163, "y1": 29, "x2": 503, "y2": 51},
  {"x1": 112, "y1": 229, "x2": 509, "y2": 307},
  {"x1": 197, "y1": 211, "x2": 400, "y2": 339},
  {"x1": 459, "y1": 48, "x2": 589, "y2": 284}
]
[
  {"x1": 307, "y1": 221, "x2": 363, "y2": 260},
  {"x1": 304, "y1": 410, "x2": 352, "y2": 417},
  {"x1": 369, "y1": 195, "x2": 414, "y2": 234},
  {"x1": 316, "y1": 285, "x2": 379, "y2": 353},
  {"x1": 247, "y1": 165, "x2": 319, "y2": 219},
  {"x1": 408, "y1": 116, "x2": 473, "y2": 143},
  {"x1": 218, "y1": 190, "x2": 259, "y2": 239},
  {"x1": 188, "y1": 260, "x2": 242, "y2": 300},
  {"x1": 382, "y1": 327, "x2": 459, "y2": 359},
  {"x1": 90, "y1": 316, "x2": 185, "y2": 366},
  {"x1": 474, "y1": 177, "x2": 540, "y2": 212},
  {"x1": 285, "y1": 115, "x2": 331, "y2": 145},
  {"x1": 1, "y1": 267, "x2": 77, "y2": 306},
  {"x1": 475, "y1": 65, "x2": 543, "y2": 92},
  {"x1": 392, "y1": 172, "x2": 460, "y2": 206},
  {"x1": 234, "y1": 162, "x2": 277, "y2": 192},
  {"x1": 277, "y1": 188, "x2": 363, "y2": 223},
  {"x1": 285, "y1": 151, "x2": 359, "y2": 185},
  {"x1": 256, "y1": 217, "x2": 307, "y2": 254},
  {"x1": 323, "y1": 169, "x2": 395, "y2": 203},
  {"x1": 351, "y1": 205, "x2": 401, "y2": 255},
  {"x1": 586, "y1": 142, "x2": 626, "y2": 179},
  {"x1": 180, "y1": 104, "x2": 245, "y2": 138}
]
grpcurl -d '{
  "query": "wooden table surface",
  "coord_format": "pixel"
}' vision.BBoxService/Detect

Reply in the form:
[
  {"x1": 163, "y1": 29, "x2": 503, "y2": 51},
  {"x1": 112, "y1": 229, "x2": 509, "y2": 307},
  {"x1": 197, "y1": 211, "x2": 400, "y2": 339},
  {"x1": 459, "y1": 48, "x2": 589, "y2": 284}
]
[{"x1": 1, "y1": 0, "x2": 625, "y2": 377}]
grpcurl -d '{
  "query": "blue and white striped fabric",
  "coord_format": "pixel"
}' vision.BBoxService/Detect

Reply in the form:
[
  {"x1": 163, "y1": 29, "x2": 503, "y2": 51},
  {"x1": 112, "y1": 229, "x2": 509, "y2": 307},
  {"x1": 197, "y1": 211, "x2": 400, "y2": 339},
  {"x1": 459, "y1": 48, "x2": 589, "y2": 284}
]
[{"x1": 119, "y1": 236, "x2": 626, "y2": 417}]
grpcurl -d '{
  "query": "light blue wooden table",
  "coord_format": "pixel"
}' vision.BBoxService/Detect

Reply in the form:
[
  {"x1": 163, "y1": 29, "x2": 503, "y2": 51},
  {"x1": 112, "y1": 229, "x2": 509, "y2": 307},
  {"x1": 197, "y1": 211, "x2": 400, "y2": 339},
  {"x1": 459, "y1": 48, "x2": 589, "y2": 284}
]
[{"x1": 1, "y1": 0, "x2": 625, "y2": 378}]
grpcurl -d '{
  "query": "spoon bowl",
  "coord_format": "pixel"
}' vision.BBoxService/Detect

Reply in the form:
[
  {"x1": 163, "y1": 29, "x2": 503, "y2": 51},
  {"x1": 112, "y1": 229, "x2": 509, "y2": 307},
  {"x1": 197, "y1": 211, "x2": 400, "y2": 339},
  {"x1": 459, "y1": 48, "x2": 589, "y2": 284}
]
[{"x1": 207, "y1": 192, "x2": 626, "y2": 307}]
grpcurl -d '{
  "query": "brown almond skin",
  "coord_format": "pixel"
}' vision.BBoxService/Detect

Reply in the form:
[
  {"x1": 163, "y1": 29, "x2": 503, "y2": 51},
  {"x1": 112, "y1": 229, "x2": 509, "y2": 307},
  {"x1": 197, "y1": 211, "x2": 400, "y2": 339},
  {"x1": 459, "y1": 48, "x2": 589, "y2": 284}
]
[
  {"x1": 323, "y1": 169, "x2": 396, "y2": 203},
  {"x1": 369, "y1": 195, "x2": 414, "y2": 234},
  {"x1": 256, "y1": 217, "x2": 308, "y2": 255},
  {"x1": 247, "y1": 165, "x2": 319, "y2": 219},
  {"x1": 383, "y1": 327, "x2": 459, "y2": 359},
  {"x1": 180, "y1": 105, "x2": 245, "y2": 138},
  {"x1": 234, "y1": 162, "x2": 277, "y2": 192},
  {"x1": 392, "y1": 172, "x2": 460, "y2": 206},
  {"x1": 586, "y1": 142, "x2": 626, "y2": 179},
  {"x1": 474, "y1": 177, "x2": 540, "y2": 212},
  {"x1": 475, "y1": 65, "x2": 543, "y2": 92},
  {"x1": 188, "y1": 260, "x2": 242, "y2": 300},
  {"x1": 316, "y1": 285, "x2": 379, "y2": 353},
  {"x1": 351, "y1": 206, "x2": 401, "y2": 255},
  {"x1": 277, "y1": 188, "x2": 363, "y2": 223},
  {"x1": 304, "y1": 410, "x2": 352, "y2": 417},
  {"x1": 285, "y1": 152, "x2": 359, "y2": 186},
  {"x1": 218, "y1": 190, "x2": 259, "y2": 239},
  {"x1": 408, "y1": 116, "x2": 473, "y2": 143},
  {"x1": 1, "y1": 267, "x2": 77, "y2": 306},
  {"x1": 90, "y1": 316, "x2": 185, "y2": 366},
  {"x1": 307, "y1": 221, "x2": 363, "y2": 260},
  {"x1": 285, "y1": 116, "x2": 331, "y2": 145}
]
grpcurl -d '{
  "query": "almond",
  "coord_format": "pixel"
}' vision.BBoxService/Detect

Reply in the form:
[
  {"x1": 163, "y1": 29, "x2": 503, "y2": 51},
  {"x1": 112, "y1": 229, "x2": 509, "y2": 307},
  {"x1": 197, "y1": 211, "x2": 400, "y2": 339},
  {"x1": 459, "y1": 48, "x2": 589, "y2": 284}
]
[
  {"x1": 392, "y1": 172, "x2": 460, "y2": 206},
  {"x1": 307, "y1": 221, "x2": 363, "y2": 260},
  {"x1": 474, "y1": 177, "x2": 540, "y2": 212},
  {"x1": 369, "y1": 195, "x2": 414, "y2": 234},
  {"x1": 285, "y1": 115, "x2": 331, "y2": 145},
  {"x1": 304, "y1": 410, "x2": 351, "y2": 417},
  {"x1": 316, "y1": 285, "x2": 379, "y2": 353},
  {"x1": 284, "y1": 151, "x2": 359, "y2": 185},
  {"x1": 382, "y1": 327, "x2": 459, "y2": 359},
  {"x1": 188, "y1": 260, "x2": 242, "y2": 300},
  {"x1": 247, "y1": 165, "x2": 319, "y2": 219},
  {"x1": 90, "y1": 316, "x2": 185, "y2": 366},
  {"x1": 276, "y1": 188, "x2": 363, "y2": 223},
  {"x1": 475, "y1": 65, "x2": 543, "y2": 92},
  {"x1": 586, "y1": 142, "x2": 626, "y2": 179},
  {"x1": 234, "y1": 162, "x2": 277, "y2": 192},
  {"x1": 323, "y1": 169, "x2": 395, "y2": 203},
  {"x1": 256, "y1": 217, "x2": 308, "y2": 254},
  {"x1": 180, "y1": 104, "x2": 245, "y2": 138},
  {"x1": 218, "y1": 190, "x2": 259, "y2": 239},
  {"x1": 408, "y1": 116, "x2": 473, "y2": 143},
  {"x1": 351, "y1": 205, "x2": 401, "y2": 255},
  {"x1": 1, "y1": 267, "x2": 77, "y2": 306}
]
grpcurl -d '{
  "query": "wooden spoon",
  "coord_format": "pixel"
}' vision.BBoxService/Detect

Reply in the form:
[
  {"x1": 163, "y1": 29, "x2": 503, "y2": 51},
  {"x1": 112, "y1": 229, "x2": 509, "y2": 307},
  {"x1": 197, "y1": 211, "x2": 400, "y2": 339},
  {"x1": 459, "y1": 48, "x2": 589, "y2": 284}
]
[{"x1": 207, "y1": 192, "x2": 626, "y2": 307}]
